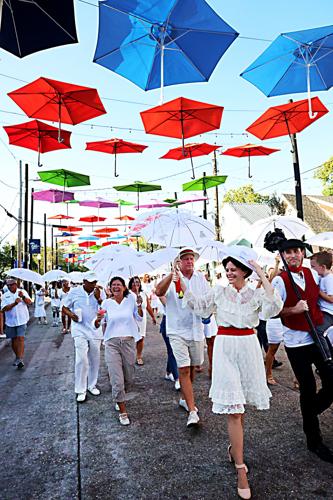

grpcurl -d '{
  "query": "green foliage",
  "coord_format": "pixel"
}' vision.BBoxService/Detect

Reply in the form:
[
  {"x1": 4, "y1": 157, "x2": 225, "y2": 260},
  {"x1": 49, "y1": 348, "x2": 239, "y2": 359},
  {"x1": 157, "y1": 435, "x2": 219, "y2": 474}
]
[
  {"x1": 267, "y1": 193, "x2": 286, "y2": 215},
  {"x1": 0, "y1": 243, "x2": 13, "y2": 278},
  {"x1": 223, "y1": 184, "x2": 269, "y2": 204},
  {"x1": 314, "y1": 156, "x2": 333, "y2": 195}
]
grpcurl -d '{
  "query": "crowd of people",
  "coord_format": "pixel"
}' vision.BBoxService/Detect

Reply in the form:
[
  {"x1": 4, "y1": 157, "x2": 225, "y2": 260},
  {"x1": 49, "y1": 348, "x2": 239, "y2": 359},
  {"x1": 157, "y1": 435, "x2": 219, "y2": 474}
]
[{"x1": 1, "y1": 239, "x2": 333, "y2": 499}]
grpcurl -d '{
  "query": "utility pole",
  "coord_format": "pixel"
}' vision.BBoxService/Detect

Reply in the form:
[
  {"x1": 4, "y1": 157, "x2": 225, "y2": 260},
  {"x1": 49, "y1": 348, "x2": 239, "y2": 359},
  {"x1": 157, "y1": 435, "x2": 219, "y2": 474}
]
[
  {"x1": 23, "y1": 163, "x2": 29, "y2": 270},
  {"x1": 202, "y1": 172, "x2": 207, "y2": 220},
  {"x1": 212, "y1": 151, "x2": 221, "y2": 240},
  {"x1": 51, "y1": 225, "x2": 54, "y2": 268},
  {"x1": 17, "y1": 160, "x2": 23, "y2": 268},
  {"x1": 55, "y1": 239, "x2": 59, "y2": 268},
  {"x1": 43, "y1": 213, "x2": 47, "y2": 273}
]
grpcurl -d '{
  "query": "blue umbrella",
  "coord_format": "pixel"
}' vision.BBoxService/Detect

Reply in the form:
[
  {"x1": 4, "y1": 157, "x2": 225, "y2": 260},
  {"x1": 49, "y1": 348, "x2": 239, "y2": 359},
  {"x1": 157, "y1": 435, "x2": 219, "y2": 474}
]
[
  {"x1": 78, "y1": 236, "x2": 99, "y2": 241},
  {"x1": 241, "y1": 25, "x2": 333, "y2": 118},
  {"x1": 94, "y1": 0, "x2": 238, "y2": 101}
]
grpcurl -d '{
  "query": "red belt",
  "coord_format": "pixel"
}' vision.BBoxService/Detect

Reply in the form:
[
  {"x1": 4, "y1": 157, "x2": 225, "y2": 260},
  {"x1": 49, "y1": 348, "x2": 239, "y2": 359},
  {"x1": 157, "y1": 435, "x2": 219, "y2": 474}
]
[{"x1": 217, "y1": 326, "x2": 255, "y2": 336}]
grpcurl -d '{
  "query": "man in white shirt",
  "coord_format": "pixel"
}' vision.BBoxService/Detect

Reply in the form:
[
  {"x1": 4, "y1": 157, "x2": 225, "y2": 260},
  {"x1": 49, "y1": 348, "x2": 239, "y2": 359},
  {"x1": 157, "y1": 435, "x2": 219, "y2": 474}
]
[
  {"x1": 156, "y1": 248, "x2": 210, "y2": 427},
  {"x1": 62, "y1": 271, "x2": 105, "y2": 403},
  {"x1": 272, "y1": 239, "x2": 333, "y2": 464},
  {"x1": 1, "y1": 278, "x2": 32, "y2": 369}
]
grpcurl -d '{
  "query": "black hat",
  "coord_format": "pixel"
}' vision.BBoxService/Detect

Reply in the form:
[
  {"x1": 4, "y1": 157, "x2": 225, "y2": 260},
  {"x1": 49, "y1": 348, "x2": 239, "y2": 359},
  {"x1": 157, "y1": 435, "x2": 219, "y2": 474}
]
[{"x1": 279, "y1": 239, "x2": 306, "y2": 251}]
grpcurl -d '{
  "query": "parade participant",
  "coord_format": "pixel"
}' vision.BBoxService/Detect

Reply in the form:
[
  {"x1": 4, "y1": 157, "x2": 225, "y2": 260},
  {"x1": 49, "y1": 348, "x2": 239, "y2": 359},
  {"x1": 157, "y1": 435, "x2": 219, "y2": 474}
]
[
  {"x1": 49, "y1": 281, "x2": 61, "y2": 327},
  {"x1": 62, "y1": 271, "x2": 105, "y2": 403},
  {"x1": 155, "y1": 248, "x2": 211, "y2": 428},
  {"x1": 159, "y1": 296, "x2": 180, "y2": 391},
  {"x1": 179, "y1": 247, "x2": 283, "y2": 499},
  {"x1": 34, "y1": 284, "x2": 48, "y2": 325},
  {"x1": 94, "y1": 276, "x2": 143, "y2": 426},
  {"x1": 59, "y1": 280, "x2": 71, "y2": 334},
  {"x1": 310, "y1": 251, "x2": 333, "y2": 334},
  {"x1": 128, "y1": 275, "x2": 156, "y2": 366},
  {"x1": 1, "y1": 278, "x2": 32, "y2": 369},
  {"x1": 272, "y1": 240, "x2": 333, "y2": 463}
]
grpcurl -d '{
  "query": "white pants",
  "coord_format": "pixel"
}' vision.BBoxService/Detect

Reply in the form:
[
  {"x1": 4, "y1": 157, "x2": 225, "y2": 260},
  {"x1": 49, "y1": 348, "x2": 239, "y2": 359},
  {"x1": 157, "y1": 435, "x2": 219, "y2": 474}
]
[{"x1": 74, "y1": 337, "x2": 101, "y2": 394}]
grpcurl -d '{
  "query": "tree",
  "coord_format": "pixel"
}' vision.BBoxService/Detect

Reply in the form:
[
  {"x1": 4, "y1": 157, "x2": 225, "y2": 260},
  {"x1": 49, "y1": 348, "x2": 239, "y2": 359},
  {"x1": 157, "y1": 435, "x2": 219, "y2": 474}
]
[
  {"x1": 267, "y1": 193, "x2": 286, "y2": 215},
  {"x1": 223, "y1": 184, "x2": 269, "y2": 204},
  {"x1": 314, "y1": 156, "x2": 333, "y2": 195},
  {"x1": 0, "y1": 243, "x2": 13, "y2": 278}
]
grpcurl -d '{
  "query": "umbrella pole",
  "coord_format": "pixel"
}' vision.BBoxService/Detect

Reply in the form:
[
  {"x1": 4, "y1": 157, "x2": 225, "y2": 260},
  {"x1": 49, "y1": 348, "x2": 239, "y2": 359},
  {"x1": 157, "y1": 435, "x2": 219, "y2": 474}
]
[
  {"x1": 114, "y1": 153, "x2": 119, "y2": 177},
  {"x1": 306, "y1": 64, "x2": 317, "y2": 120},
  {"x1": 159, "y1": 36, "x2": 165, "y2": 105},
  {"x1": 248, "y1": 153, "x2": 252, "y2": 178},
  {"x1": 286, "y1": 104, "x2": 304, "y2": 220},
  {"x1": 58, "y1": 97, "x2": 63, "y2": 143},
  {"x1": 37, "y1": 136, "x2": 42, "y2": 167},
  {"x1": 136, "y1": 190, "x2": 139, "y2": 211},
  {"x1": 190, "y1": 151, "x2": 195, "y2": 179}
]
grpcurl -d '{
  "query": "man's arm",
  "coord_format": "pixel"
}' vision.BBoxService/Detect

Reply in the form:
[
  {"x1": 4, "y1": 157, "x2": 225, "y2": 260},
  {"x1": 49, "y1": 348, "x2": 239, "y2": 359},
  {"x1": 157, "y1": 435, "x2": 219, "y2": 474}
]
[
  {"x1": 1, "y1": 298, "x2": 21, "y2": 313},
  {"x1": 271, "y1": 275, "x2": 308, "y2": 317},
  {"x1": 18, "y1": 290, "x2": 32, "y2": 306},
  {"x1": 319, "y1": 290, "x2": 333, "y2": 303},
  {"x1": 62, "y1": 306, "x2": 79, "y2": 322},
  {"x1": 155, "y1": 273, "x2": 173, "y2": 297}
]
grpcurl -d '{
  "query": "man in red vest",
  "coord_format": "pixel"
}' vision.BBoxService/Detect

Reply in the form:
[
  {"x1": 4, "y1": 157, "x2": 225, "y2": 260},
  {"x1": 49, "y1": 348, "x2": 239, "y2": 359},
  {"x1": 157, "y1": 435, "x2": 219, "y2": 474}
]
[{"x1": 272, "y1": 239, "x2": 333, "y2": 463}]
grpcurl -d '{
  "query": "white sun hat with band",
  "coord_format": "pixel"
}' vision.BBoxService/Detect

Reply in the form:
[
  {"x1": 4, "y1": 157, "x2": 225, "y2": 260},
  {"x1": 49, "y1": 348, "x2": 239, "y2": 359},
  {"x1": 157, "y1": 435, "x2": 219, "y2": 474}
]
[{"x1": 177, "y1": 247, "x2": 200, "y2": 261}]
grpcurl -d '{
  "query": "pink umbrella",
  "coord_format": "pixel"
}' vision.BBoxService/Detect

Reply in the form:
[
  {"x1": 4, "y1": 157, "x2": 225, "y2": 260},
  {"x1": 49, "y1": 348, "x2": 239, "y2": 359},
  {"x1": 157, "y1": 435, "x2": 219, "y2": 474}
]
[
  {"x1": 78, "y1": 197, "x2": 118, "y2": 218},
  {"x1": 32, "y1": 189, "x2": 74, "y2": 203},
  {"x1": 134, "y1": 199, "x2": 171, "y2": 210}
]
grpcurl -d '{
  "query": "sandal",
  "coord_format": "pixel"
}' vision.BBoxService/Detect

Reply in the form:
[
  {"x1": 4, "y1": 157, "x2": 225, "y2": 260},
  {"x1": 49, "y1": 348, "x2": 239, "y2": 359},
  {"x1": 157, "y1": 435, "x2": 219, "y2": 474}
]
[
  {"x1": 136, "y1": 358, "x2": 144, "y2": 366},
  {"x1": 235, "y1": 464, "x2": 251, "y2": 499},
  {"x1": 267, "y1": 376, "x2": 277, "y2": 386},
  {"x1": 119, "y1": 413, "x2": 130, "y2": 426}
]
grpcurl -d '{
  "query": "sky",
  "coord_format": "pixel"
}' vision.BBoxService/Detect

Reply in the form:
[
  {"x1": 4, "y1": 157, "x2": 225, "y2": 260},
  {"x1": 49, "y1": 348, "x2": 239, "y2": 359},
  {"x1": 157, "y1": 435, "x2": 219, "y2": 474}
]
[{"x1": 0, "y1": 0, "x2": 332, "y2": 245}]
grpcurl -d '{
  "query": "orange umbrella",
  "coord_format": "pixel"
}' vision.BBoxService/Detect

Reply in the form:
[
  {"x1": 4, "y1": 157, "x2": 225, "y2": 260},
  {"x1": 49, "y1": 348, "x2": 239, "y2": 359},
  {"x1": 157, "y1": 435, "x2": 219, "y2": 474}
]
[
  {"x1": 94, "y1": 227, "x2": 118, "y2": 233},
  {"x1": 222, "y1": 143, "x2": 280, "y2": 178}
]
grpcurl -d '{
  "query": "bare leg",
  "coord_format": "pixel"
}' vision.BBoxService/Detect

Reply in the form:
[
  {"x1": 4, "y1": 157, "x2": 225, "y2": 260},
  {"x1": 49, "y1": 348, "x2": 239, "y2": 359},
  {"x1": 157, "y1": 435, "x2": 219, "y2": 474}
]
[
  {"x1": 206, "y1": 337, "x2": 215, "y2": 378},
  {"x1": 136, "y1": 338, "x2": 144, "y2": 361},
  {"x1": 179, "y1": 366, "x2": 196, "y2": 412},
  {"x1": 265, "y1": 343, "x2": 280, "y2": 383},
  {"x1": 227, "y1": 414, "x2": 250, "y2": 490},
  {"x1": 117, "y1": 402, "x2": 127, "y2": 414},
  {"x1": 12, "y1": 337, "x2": 24, "y2": 359}
]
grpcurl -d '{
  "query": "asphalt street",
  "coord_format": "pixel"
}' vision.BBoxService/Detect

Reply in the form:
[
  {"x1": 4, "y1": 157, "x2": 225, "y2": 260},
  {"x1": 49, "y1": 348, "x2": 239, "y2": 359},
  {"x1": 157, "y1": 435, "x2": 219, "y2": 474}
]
[{"x1": 0, "y1": 311, "x2": 332, "y2": 500}]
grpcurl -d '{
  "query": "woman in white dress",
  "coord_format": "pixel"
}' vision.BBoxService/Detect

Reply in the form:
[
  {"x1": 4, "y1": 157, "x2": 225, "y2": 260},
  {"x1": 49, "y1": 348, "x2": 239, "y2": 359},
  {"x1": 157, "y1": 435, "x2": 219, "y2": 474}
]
[
  {"x1": 34, "y1": 285, "x2": 47, "y2": 324},
  {"x1": 59, "y1": 281, "x2": 71, "y2": 334},
  {"x1": 178, "y1": 247, "x2": 283, "y2": 499},
  {"x1": 128, "y1": 276, "x2": 156, "y2": 366}
]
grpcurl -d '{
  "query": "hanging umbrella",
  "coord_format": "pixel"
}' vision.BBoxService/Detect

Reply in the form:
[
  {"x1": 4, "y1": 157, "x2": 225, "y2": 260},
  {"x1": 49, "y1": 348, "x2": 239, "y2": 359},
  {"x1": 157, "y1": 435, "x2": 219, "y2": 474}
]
[
  {"x1": 94, "y1": 227, "x2": 118, "y2": 233},
  {"x1": 115, "y1": 199, "x2": 135, "y2": 218},
  {"x1": 4, "y1": 119, "x2": 71, "y2": 167},
  {"x1": 78, "y1": 241, "x2": 97, "y2": 248},
  {"x1": 8, "y1": 77, "x2": 106, "y2": 142},
  {"x1": 78, "y1": 197, "x2": 118, "y2": 219},
  {"x1": 79, "y1": 215, "x2": 107, "y2": 231},
  {"x1": 240, "y1": 25, "x2": 333, "y2": 118},
  {"x1": 0, "y1": 0, "x2": 77, "y2": 58},
  {"x1": 38, "y1": 168, "x2": 90, "y2": 188},
  {"x1": 114, "y1": 180, "x2": 162, "y2": 210},
  {"x1": 246, "y1": 215, "x2": 313, "y2": 247},
  {"x1": 93, "y1": 0, "x2": 238, "y2": 102},
  {"x1": 93, "y1": 233, "x2": 111, "y2": 239},
  {"x1": 6, "y1": 268, "x2": 44, "y2": 286},
  {"x1": 59, "y1": 239, "x2": 73, "y2": 245},
  {"x1": 134, "y1": 208, "x2": 215, "y2": 247},
  {"x1": 182, "y1": 175, "x2": 227, "y2": 193},
  {"x1": 107, "y1": 235, "x2": 127, "y2": 241},
  {"x1": 246, "y1": 97, "x2": 328, "y2": 140},
  {"x1": 161, "y1": 143, "x2": 221, "y2": 179},
  {"x1": 134, "y1": 199, "x2": 171, "y2": 210},
  {"x1": 222, "y1": 143, "x2": 280, "y2": 178},
  {"x1": 32, "y1": 189, "x2": 74, "y2": 203},
  {"x1": 140, "y1": 97, "x2": 223, "y2": 151},
  {"x1": 42, "y1": 270, "x2": 69, "y2": 282},
  {"x1": 306, "y1": 232, "x2": 333, "y2": 248},
  {"x1": 115, "y1": 215, "x2": 135, "y2": 221},
  {"x1": 86, "y1": 138, "x2": 148, "y2": 177},
  {"x1": 78, "y1": 236, "x2": 99, "y2": 241},
  {"x1": 48, "y1": 214, "x2": 74, "y2": 220}
]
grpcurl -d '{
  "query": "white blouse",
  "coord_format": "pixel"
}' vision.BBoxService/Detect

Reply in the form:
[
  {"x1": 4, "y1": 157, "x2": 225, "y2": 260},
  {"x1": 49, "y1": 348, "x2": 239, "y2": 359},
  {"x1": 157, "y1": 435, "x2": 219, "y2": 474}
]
[
  {"x1": 183, "y1": 284, "x2": 283, "y2": 329},
  {"x1": 102, "y1": 294, "x2": 142, "y2": 342}
]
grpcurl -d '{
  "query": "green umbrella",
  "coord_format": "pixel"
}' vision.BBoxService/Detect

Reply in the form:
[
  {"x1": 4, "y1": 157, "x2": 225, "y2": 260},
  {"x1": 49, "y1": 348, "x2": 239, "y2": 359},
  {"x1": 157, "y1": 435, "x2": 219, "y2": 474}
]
[
  {"x1": 38, "y1": 168, "x2": 90, "y2": 188},
  {"x1": 115, "y1": 198, "x2": 135, "y2": 217},
  {"x1": 183, "y1": 173, "x2": 227, "y2": 220},
  {"x1": 113, "y1": 181, "x2": 161, "y2": 210}
]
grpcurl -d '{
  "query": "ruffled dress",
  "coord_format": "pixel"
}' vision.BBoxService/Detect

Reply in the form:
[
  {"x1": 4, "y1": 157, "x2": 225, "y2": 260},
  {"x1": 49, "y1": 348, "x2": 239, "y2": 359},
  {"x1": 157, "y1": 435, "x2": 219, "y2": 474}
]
[{"x1": 184, "y1": 284, "x2": 283, "y2": 414}]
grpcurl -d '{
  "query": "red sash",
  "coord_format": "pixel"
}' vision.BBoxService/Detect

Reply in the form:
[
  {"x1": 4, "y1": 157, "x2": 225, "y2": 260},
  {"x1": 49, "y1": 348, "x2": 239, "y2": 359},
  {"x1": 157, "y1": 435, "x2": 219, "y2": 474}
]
[{"x1": 217, "y1": 326, "x2": 255, "y2": 336}]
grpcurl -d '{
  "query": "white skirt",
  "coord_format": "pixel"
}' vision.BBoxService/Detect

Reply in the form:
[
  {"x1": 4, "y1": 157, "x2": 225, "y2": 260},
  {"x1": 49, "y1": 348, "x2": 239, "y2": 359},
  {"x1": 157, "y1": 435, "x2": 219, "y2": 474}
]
[
  {"x1": 266, "y1": 318, "x2": 284, "y2": 344},
  {"x1": 209, "y1": 334, "x2": 271, "y2": 414},
  {"x1": 34, "y1": 303, "x2": 46, "y2": 317}
]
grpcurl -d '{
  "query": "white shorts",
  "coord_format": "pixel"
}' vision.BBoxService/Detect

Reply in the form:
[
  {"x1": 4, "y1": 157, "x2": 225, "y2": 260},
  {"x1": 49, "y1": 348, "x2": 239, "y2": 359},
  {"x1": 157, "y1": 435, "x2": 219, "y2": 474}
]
[
  {"x1": 168, "y1": 336, "x2": 204, "y2": 368},
  {"x1": 266, "y1": 318, "x2": 284, "y2": 344}
]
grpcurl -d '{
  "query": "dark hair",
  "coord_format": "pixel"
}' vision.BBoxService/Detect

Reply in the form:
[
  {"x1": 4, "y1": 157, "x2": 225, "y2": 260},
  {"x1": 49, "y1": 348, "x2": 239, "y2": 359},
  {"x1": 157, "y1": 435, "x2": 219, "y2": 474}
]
[
  {"x1": 222, "y1": 256, "x2": 252, "y2": 279},
  {"x1": 109, "y1": 276, "x2": 129, "y2": 297},
  {"x1": 35, "y1": 284, "x2": 42, "y2": 291},
  {"x1": 311, "y1": 251, "x2": 333, "y2": 269},
  {"x1": 128, "y1": 276, "x2": 142, "y2": 292}
]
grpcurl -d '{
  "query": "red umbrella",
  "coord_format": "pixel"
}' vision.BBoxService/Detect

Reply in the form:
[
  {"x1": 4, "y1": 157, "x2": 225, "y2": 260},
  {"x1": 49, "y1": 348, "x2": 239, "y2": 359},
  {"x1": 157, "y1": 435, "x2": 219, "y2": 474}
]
[
  {"x1": 140, "y1": 97, "x2": 223, "y2": 151},
  {"x1": 93, "y1": 233, "x2": 110, "y2": 238},
  {"x1": 48, "y1": 214, "x2": 74, "y2": 220},
  {"x1": 4, "y1": 119, "x2": 71, "y2": 166},
  {"x1": 246, "y1": 97, "x2": 328, "y2": 140},
  {"x1": 94, "y1": 227, "x2": 118, "y2": 233},
  {"x1": 61, "y1": 226, "x2": 83, "y2": 232},
  {"x1": 102, "y1": 241, "x2": 118, "y2": 246},
  {"x1": 85, "y1": 138, "x2": 148, "y2": 177},
  {"x1": 8, "y1": 77, "x2": 106, "y2": 142},
  {"x1": 79, "y1": 216, "x2": 107, "y2": 223},
  {"x1": 222, "y1": 143, "x2": 280, "y2": 178},
  {"x1": 78, "y1": 241, "x2": 97, "y2": 248},
  {"x1": 160, "y1": 142, "x2": 221, "y2": 179}
]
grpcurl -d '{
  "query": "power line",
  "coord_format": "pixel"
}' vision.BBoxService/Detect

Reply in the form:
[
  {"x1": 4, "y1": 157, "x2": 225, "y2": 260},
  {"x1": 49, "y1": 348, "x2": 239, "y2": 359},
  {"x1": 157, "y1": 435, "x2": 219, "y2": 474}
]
[{"x1": 257, "y1": 164, "x2": 322, "y2": 192}]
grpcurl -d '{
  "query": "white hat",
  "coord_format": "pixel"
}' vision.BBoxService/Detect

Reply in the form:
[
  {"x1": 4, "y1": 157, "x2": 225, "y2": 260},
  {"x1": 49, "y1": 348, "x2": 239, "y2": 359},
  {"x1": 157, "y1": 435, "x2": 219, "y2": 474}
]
[
  {"x1": 221, "y1": 245, "x2": 258, "y2": 274},
  {"x1": 177, "y1": 247, "x2": 200, "y2": 261},
  {"x1": 83, "y1": 271, "x2": 99, "y2": 282}
]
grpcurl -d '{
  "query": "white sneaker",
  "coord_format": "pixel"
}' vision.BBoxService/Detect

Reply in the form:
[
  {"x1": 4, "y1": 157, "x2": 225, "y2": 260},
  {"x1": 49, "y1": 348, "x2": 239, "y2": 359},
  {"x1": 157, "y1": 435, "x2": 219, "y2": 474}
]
[
  {"x1": 119, "y1": 413, "x2": 130, "y2": 426},
  {"x1": 179, "y1": 398, "x2": 189, "y2": 411},
  {"x1": 174, "y1": 380, "x2": 181, "y2": 391},
  {"x1": 88, "y1": 386, "x2": 101, "y2": 396},
  {"x1": 76, "y1": 392, "x2": 86, "y2": 403},
  {"x1": 115, "y1": 403, "x2": 120, "y2": 411},
  {"x1": 187, "y1": 410, "x2": 200, "y2": 427},
  {"x1": 164, "y1": 373, "x2": 175, "y2": 382},
  {"x1": 52, "y1": 321, "x2": 57, "y2": 327}
]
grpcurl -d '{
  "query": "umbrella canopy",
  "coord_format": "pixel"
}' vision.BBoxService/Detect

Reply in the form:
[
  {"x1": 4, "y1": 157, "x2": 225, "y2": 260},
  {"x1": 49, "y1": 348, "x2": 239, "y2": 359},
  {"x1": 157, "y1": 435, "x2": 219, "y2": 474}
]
[
  {"x1": 3, "y1": 119, "x2": 71, "y2": 167},
  {"x1": 115, "y1": 198, "x2": 135, "y2": 217},
  {"x1": 114, "y1": 180, "x2": 162, "y2": 210},
  {"x1": 115, "y1": 215, "x2": 135, "y2": 221},
  {"x1": 0, "y1": 0, "x2": 77, "y2": 58},
  {"x1": 78, "y1": 241, "x2": 97, "y2": 248},
  {"x1": 68, "y1": 271, "x2": 85, "y2": 283},
  {"x1": 61, "y1": 226, "x2": 83, "y2": 232},
  {"x1": 6, "y1": 268, "x2": 44, "y2": 286},
  {"x1": 160, "y1": 142, "x2": 221, "y2": 179},
  {"x1": 182, "y1": 175, "x2": 227, "y2": 194},
  {"x1": 306, "y1": 232, "x2": 333, "y2": 249},
  {"x1": 140, "y1": 97, "x2": 223, "y2": 151},
  {"x1": 197, "y1": 239, "x2": 228, "y2": 262},
  {"x1": 134, "y1": 208, "x2": 215, "y2": 247},
  {"x1": 42, "y1": 269, "x2": 69, "y2": 282},
  {"x1": 222, "y1": 143, "x2": 280, "y2": 178},
  {"x1": 78, "y1": 236, "x2": 99, "y2": 241},
  {"x1": 93, "y1": 0, "x2": 238, "y2": 101},
  {"x1": 134, "y1": 199, "x2": 171, "y2": 210},
  {"x1": 79, "y1": 216, "x2": 107, "y2": 223},
  {"x1": 48, "y1": 214, "x2": 74, "y2": 220},
  {"x1": 86, "y1": 138, "x2": 148, "y2": 177},
  {"x1": 94, "y1": 227, "x2": 119, "y2": 233},
  {"x1": 38, "y1": 169, "x2": 90, "y2": 188},
  {"x1": 8, "y1": 77, "x2": 106, "y2": 141},
  {"x1": 240, "y1": 25, "x2": 333, "y2": 118},
  {"x1": 32, "y1": 189, "x2": 74, "y2": 203},
  {"x1": 246, "y1": 97, "x2": 329, "y2": 140},
  {"x1": 93, "y1": 233, "x2": 110, "y2": 239},
  {"x1": 246, "y1": 215, "x2": 313, "y2": 247},
  {"x1": 78, "y1": 197, "x2": 118, "y2": 209}
]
